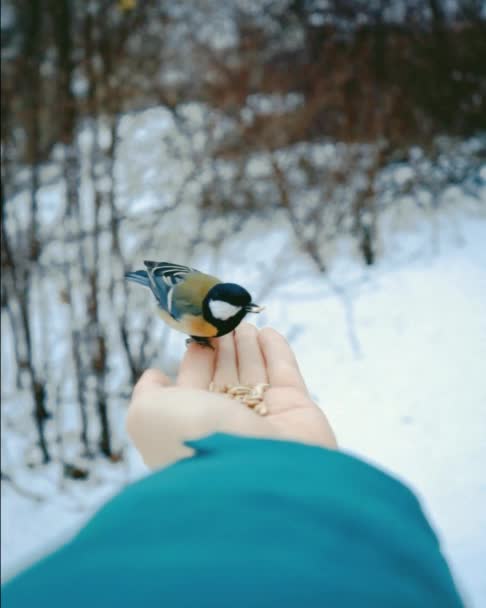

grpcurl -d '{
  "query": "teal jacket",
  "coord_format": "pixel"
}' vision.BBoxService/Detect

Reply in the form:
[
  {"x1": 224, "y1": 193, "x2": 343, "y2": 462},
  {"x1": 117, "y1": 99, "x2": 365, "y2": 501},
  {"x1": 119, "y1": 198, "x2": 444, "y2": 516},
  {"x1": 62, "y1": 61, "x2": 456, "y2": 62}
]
[{"x1": 3, "y1": 434, "x2": 464, "y2": 607}]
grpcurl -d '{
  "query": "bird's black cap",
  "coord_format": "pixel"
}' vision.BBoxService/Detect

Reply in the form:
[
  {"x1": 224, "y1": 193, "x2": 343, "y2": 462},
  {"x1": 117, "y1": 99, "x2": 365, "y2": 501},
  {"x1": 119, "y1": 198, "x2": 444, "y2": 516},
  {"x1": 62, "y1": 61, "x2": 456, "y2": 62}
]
[{"x1": 206, "y1": 283, "x2": 252, "y2": 307}]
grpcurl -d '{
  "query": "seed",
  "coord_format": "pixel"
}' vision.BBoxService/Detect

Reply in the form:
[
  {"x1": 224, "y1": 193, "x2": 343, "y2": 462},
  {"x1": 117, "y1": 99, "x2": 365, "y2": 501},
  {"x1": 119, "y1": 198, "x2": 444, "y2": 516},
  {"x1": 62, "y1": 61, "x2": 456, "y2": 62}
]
[
  {"x1": 228, "y1": 387, "x2": 249, "y2": 396},
  {"x1": 254, "y1": 403, "x2": 268, "y2": 416},
  {"x1": 244, "y1": 398, "x2": 262, "y2": 407}
]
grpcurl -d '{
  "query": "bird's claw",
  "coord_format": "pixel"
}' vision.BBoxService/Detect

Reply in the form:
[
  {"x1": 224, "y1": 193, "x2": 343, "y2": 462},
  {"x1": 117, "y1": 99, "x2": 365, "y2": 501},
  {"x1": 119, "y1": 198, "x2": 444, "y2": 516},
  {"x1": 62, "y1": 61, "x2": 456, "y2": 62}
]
[{"x1": 186, "y1": 337, "x2": 214, "y2": 350}]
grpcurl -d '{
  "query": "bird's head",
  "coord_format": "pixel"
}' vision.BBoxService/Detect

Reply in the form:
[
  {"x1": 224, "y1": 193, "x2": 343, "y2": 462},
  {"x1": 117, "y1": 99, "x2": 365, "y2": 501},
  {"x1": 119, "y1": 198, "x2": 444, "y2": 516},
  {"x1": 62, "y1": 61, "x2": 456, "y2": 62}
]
[{"x1": 203, "y1": 283, "x2": 264, "y2": 336}]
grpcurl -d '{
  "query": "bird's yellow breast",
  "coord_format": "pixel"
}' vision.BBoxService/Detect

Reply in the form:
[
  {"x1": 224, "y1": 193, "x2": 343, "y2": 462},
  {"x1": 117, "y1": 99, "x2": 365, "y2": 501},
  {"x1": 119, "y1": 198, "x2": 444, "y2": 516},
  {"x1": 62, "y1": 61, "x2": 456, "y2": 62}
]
[{"x1": 158, "y1": 308, "x2": 218, "y2": 337}]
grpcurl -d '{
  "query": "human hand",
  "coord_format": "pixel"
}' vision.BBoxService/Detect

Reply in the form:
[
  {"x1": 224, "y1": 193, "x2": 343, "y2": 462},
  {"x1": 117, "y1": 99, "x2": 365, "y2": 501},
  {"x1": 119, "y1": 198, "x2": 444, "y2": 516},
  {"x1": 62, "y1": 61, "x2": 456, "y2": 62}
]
[{"x1": 126, "y1": 324, "x2": 337, "y2": 468}]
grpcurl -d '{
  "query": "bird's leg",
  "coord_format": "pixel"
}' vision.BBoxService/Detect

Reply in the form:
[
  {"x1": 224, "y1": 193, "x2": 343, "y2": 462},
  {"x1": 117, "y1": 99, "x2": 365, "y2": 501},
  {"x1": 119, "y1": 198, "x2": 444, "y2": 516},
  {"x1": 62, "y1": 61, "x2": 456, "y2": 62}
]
[{"x1": 186, "y1": 336, "x2": 214, "y2": 350}]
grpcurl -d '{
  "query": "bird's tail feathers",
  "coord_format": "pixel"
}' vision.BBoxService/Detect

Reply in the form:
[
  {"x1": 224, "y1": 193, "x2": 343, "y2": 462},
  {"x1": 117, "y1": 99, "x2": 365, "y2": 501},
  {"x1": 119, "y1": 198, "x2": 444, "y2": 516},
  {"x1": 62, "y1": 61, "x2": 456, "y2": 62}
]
[{"x1": 125, "y1": 270, "x2": 150, "y2": 288}]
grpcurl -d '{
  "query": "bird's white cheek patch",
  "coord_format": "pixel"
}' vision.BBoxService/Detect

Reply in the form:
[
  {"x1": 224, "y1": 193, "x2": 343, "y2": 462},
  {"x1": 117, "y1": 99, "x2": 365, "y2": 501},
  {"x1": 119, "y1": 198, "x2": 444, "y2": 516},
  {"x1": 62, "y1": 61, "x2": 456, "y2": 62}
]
[{"x1": 209, "y1": 300, "x2": 242, "y2": 321}]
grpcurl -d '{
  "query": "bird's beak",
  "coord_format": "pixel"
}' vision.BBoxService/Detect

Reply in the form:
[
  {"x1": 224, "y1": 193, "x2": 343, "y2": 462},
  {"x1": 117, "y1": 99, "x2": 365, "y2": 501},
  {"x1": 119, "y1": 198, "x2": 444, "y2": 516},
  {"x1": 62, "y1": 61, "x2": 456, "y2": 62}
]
[{"x1": 245, "y1": 303, "x2": 264, "y2": 313}]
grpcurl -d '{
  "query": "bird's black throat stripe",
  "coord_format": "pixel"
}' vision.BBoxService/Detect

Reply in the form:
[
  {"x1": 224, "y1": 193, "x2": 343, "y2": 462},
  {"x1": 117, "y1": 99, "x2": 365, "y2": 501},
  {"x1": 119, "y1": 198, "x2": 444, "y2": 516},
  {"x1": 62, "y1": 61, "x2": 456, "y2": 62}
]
[{"x1": 202, "y1": 295, "x2": 249, "y2": 338}]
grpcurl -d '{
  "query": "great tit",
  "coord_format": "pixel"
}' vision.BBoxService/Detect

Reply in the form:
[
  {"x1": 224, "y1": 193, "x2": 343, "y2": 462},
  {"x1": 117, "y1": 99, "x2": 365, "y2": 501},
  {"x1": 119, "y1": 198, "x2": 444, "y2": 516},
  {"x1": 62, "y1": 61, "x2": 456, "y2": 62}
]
[{"x1": 125, "y1": 261, "x2": 264, "y2": 346}]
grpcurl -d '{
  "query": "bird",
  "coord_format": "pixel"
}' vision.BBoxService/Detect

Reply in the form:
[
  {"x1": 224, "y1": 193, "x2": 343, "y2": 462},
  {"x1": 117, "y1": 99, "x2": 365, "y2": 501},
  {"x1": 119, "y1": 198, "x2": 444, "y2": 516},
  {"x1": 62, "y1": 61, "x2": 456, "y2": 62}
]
[{"x1": 125, "y1": 261, "x2": 264, "y2": 347}]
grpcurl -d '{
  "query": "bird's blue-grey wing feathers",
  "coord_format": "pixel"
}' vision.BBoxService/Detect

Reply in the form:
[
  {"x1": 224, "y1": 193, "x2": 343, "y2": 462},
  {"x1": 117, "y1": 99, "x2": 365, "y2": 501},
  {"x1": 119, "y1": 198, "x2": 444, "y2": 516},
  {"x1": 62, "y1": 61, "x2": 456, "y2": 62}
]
[
  {"x1": 125, "y1": 261, "x2": 199, "y2": 318},
  {"x1": 124, "y1": 270, "x2": 150, "y2": 288}
]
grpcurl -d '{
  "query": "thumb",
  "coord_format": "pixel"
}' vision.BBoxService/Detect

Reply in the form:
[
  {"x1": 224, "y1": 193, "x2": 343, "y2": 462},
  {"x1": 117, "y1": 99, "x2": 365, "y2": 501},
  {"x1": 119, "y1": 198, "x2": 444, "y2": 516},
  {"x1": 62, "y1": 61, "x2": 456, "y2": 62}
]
[
  {"x1": 132, "y1": 368, "x2": 173, "y2": 399},
  {"x1": 127, "y1": 369, "x2": 194, "y2": 469}
]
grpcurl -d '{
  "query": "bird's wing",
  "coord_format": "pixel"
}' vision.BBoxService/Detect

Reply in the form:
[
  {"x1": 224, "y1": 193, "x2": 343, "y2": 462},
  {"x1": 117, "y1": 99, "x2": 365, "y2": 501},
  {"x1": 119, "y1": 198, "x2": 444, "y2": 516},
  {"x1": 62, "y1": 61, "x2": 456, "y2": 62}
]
[
  {"x1": 144, "y1": 261, "x2": 199, "y2": 287},
  {"x1": 143, "y1": 261, "x2": 195, "y2": 314},
  {"x1": 143, "y1": 261, "x2": 219, "y2": 319},
  {"x1": 171, "y1": 271, "x2": 220, "y2": 318}
]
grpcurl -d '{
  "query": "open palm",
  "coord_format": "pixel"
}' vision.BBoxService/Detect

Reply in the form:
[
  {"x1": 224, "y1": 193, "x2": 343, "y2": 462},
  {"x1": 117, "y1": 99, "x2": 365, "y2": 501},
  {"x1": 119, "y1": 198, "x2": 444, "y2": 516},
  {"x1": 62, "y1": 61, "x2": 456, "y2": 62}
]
[{"x1": 127, "y1": 324, "x2": 337, "y2": 469}]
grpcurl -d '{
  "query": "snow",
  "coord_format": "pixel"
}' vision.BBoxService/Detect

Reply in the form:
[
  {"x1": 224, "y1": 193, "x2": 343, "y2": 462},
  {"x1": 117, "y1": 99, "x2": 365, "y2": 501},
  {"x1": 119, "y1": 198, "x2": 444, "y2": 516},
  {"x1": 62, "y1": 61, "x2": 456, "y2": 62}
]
[{"x1": 2, "y1": 206, "x2": 485, "y2": 604}]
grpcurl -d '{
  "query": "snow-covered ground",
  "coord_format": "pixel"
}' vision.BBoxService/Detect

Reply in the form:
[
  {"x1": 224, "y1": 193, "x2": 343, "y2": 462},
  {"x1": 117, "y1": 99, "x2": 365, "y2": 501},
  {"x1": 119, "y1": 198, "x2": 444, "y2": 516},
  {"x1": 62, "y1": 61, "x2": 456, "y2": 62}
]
[{"x1": 2, "y1": 203, "x2": 485, "y2": 605}]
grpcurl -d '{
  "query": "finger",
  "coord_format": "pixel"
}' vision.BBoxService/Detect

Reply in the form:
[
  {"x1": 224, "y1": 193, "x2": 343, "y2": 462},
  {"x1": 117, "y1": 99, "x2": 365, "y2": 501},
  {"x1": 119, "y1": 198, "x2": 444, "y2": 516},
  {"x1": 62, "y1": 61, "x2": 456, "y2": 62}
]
[
  {"x1": 212, "y1": 332, "x2": 239, "y2": 387},
  {"x1": 132, "y1": 368, "x2": 172, "y2": 400},
  {"x1": 177, "y1": 342, "x2": 215, "y2": 389},
  {"x1": 235, "y1": 323, "x2": 268, "y2": 385},
  {"x1": 258, "y1": 327, "x2": 308, "y2": 393},
  {"x1": 264, "y1": 388, "x2": 337, "y2": 448}
]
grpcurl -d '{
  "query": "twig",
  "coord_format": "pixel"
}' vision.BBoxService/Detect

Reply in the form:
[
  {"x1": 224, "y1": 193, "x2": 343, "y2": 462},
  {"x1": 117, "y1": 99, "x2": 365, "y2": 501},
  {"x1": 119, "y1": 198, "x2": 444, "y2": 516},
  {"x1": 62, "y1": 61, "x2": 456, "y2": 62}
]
[
  {"x1": 1, "y1": 471, "x2": 45, "y2": 503},
  {"x1": 326, "y1": 277, "x2": 362, "y2": 359},
  {"x1": 270, "y1": 153, "x2": 362, "y2": 358}
]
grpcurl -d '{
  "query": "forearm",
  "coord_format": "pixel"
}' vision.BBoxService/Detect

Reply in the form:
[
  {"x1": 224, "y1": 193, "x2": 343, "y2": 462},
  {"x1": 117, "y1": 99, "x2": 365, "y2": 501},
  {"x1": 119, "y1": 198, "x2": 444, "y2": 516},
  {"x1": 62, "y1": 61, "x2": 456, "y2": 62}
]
[{"x1": 3, "y1": 434, "x2": 463, "y2": 608}]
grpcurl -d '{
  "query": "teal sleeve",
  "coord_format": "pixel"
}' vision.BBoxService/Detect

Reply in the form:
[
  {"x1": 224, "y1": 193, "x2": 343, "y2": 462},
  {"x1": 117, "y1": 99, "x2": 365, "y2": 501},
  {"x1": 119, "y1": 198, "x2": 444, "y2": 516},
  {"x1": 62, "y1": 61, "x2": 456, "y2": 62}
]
[{"x1": 3, "y1": 434, "x2": 464, "y2": 608}]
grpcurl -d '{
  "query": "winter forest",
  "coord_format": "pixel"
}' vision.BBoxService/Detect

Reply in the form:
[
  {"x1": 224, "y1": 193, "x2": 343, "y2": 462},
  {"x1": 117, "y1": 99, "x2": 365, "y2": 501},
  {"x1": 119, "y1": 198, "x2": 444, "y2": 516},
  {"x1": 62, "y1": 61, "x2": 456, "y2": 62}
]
[{"x1": 1, "y1": 0, "x2": 485, "y2": 604}]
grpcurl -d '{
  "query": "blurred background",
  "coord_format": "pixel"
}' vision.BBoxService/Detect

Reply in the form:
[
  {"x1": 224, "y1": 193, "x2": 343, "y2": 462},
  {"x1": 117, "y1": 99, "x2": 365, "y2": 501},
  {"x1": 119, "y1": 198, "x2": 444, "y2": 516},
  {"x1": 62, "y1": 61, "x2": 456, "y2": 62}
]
[{"x1": 1, "y1": 0, "x2": 485, "y2": 603}]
